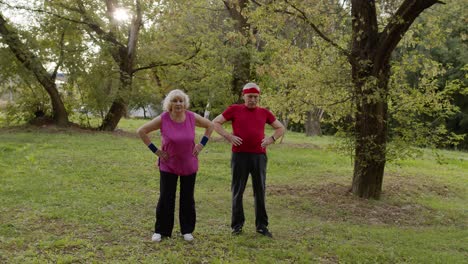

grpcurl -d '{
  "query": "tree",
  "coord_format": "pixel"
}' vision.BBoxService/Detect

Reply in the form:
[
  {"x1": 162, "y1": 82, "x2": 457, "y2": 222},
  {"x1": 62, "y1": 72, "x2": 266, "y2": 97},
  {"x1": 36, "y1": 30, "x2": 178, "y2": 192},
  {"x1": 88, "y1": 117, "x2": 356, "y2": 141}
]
[
  {"x1": 384, "y1": 1, "x2": 465, "y2": 157},
  {"x1": 58, "y1": 0, "x2": 145, "y2": 131},
  {"x1": 257, "y1": 0, "x2": 446, "y2": 198},
  {"x1": 348, "y1": 0, "x2": 444, "y2": 198},
  {"x1": 0, "y1": 49, "x2": 53, "y2": 124},
  {"x1": 0, "y1": 12, "x2": 69, "y2": 126},
  {"x1": 27, "y1": 0, "x2": 201, "y2": 130}
]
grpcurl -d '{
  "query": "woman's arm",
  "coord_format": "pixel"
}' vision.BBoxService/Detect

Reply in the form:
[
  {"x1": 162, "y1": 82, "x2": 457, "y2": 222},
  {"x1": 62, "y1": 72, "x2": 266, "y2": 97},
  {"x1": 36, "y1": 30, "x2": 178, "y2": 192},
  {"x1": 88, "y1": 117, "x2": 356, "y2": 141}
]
[
  {"x1": 194, "y1": 113, "x2": 214, "y2": 138},
  {"x1": 137, "y1": 116, "x2": 162, "y2": 145},
  {"x1": 193, "y1": 113, "x2": 214, "y2": 156},
  {"x1": 137, "y1": 116, "x2": 168, "y2": 159}
]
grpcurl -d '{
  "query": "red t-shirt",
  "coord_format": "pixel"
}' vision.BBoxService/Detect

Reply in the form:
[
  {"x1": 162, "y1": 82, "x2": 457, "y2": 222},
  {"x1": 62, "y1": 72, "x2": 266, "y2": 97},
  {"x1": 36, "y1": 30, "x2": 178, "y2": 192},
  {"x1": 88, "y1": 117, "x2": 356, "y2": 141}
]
[{"x1": 222, "y1": 104, "x2": 276, "y2": 154}]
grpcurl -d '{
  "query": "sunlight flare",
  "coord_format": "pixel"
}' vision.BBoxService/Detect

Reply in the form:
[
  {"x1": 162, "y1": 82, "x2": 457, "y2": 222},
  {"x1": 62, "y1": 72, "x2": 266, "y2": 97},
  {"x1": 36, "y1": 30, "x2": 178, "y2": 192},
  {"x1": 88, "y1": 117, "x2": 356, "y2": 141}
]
[{"x1": 113, "y1": 8, "x2": 130, "y2": 21}]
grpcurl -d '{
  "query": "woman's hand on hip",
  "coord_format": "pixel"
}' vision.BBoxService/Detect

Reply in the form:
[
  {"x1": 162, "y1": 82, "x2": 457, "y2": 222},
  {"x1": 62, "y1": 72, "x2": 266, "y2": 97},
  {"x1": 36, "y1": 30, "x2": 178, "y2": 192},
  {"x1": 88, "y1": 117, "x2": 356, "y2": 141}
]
[
  {"x1": 193, "y1": 143, "x2": 204, "y2": 156},
  {"x1": 156, "y1": 149, "x2": 169, "y2": 160}
]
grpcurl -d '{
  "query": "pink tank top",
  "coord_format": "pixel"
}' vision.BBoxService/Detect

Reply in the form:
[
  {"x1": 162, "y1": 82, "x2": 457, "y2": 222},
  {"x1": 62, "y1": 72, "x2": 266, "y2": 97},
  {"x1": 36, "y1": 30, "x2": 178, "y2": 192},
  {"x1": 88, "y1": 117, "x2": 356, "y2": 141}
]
[{"x1": 159, "y1": 111, "x2": 198, "y2": 176}]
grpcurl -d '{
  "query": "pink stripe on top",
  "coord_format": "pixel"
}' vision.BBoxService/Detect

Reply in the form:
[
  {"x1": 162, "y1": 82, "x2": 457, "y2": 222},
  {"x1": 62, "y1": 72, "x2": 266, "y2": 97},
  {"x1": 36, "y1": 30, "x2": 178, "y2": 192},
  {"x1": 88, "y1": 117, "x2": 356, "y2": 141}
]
[{"x1": 159, "y1": 111, "x2": 198, "y2": 176}]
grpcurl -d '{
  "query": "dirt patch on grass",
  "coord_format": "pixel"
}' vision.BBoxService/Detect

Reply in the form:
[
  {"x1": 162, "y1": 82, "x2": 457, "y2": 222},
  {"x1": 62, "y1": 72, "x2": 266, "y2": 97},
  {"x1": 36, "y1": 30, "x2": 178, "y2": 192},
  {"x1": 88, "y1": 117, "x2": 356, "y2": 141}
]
[
  {"x1": 268, "y1": 182, "x2": 459, "y2": 226},
  {"x1": 1, "y1": 123, "x2": 92, "y2": 133}
]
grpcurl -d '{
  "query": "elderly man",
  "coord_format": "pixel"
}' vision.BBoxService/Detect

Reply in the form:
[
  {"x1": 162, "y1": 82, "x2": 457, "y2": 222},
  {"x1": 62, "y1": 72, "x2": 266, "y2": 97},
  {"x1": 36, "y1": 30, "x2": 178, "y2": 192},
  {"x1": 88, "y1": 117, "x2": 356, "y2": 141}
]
[{"x1": 213, "y1": 82, "x2": 285, "y2": 237}]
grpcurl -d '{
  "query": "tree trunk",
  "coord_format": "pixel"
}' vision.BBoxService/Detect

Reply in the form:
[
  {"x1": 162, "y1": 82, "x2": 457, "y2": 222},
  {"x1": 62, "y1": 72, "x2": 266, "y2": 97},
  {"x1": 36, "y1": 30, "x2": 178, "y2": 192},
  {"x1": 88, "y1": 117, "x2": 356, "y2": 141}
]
[
  {"x1": 99, "y1": 0, "x2": 142, "y2": 131},
  {"x1": 40, "y1": 77, "x2": 69, "y2": 126},
  {"x1": 351, "y1": 67, "x2": 389, "y2": 199},
  {"x1": 281, "y1": 115, "x2": 289, "y2": 130},
  {"x1": 223, "y1": 0, "x2": 255, "y2": 103},
  {"x1": 231, "y1": 49, "x2": 252, "y2": 103},
  {"x1": 0, "y1": 13, "x2": 69, "y2": 126},
  {"x1": 305, "y1": 109, "x2": 322, "y2": 137},
  {"x1": 350, "y1": 0, "x2": 441, "y2": 199},
  {"x1": 100, "y1": 99, "x2": 127, "y2": 131},
  {"x1": 100, "y1": 69, "x2": 132, "y2": 131}
]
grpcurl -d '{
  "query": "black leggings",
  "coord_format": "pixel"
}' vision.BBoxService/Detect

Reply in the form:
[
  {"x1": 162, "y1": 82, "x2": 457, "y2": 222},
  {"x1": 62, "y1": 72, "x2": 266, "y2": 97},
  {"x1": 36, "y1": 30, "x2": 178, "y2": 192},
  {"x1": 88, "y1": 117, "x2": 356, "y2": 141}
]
[{"x1": 154, "y1": 171, "x2": 196, "y2": 236}]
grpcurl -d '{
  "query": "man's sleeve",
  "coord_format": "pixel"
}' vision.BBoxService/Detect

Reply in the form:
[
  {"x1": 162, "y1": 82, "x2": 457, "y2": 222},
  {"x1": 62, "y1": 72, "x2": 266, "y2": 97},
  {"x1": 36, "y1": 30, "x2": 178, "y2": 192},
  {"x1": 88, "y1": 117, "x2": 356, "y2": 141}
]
[
  {"x1": 222, "y1": 105, "x2": 235, "y2": 121},
  {"x1": 266, "y1": 109, "x2": 276, "y2": 124}
]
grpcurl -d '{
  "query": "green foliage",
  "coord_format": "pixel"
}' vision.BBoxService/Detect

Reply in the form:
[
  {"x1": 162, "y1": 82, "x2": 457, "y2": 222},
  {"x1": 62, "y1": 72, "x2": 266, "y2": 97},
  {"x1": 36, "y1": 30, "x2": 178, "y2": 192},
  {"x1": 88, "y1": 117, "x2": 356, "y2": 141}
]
[
  {"x1": 68, "y1": 52, "x2": 120, "y2": 123},
  {"x1": 249, "y1": 0, "x2": 352, "y2": 131},
  {"x1": 0, "y1": 49, "x2": 51, "y2": 124},
  {"x1": 387, "y1": 53, "x2": 463, "y2": 160},
  {"x1": 129, "y1": 72, "x2": 164, "y2": 118},
  {"x1": 135, "y1": 0, "x2": 236, "y2": 115},
  {"x1": 387, "y1": 0, "x2": 468, "y2": 154},
  {"x1": 0, "y1": 0, "x2": 90, "y2": 125}
]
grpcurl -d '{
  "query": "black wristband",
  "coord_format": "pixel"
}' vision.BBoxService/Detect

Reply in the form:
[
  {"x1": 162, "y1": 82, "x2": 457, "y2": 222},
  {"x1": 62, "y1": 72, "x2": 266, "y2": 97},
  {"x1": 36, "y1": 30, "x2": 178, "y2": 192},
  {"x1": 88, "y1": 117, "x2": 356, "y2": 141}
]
[
  {"x1": 271, "y1": 135, "x2": 276, "y2": 142},
  {"x1": 200, "y1": 135, "x2": 209, "y2": 146},
  {"x1": 148, "y1": 143, "x2": 158, "y2": 153}
]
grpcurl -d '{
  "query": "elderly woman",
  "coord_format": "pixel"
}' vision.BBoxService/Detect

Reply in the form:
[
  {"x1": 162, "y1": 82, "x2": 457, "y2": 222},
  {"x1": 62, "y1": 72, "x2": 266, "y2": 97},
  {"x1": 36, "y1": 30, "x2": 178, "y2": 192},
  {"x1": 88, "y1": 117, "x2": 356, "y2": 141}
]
[{"x1": 137, "y1": 89, "x2": 214, "y2": 242}]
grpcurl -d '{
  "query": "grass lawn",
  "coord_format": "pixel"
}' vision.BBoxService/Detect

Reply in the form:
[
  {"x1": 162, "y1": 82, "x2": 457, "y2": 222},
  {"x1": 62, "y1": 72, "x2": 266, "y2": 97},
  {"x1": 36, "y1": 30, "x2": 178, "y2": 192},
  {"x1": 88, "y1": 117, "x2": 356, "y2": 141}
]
[{"x1": 0, "y1": 119, "x2": 467, "y2": 263}]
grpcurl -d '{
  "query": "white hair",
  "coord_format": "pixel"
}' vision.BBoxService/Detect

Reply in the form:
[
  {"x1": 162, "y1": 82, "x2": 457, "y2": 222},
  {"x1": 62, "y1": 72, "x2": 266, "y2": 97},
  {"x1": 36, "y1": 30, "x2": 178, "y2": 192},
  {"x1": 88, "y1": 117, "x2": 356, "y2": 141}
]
[
  {"x1": 242, "y1": 82, "x2": 261, "y2": 92},
  {"x1": 162, "y1": 89, "x2": 190, "y2": 112}
]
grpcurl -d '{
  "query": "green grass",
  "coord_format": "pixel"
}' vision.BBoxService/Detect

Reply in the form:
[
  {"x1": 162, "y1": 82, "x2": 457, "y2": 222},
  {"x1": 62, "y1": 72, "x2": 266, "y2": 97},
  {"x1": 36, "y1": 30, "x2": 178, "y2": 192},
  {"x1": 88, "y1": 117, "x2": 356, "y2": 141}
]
[{"x1": 0, "y1": 120, "x2": 467, "y2": 263}]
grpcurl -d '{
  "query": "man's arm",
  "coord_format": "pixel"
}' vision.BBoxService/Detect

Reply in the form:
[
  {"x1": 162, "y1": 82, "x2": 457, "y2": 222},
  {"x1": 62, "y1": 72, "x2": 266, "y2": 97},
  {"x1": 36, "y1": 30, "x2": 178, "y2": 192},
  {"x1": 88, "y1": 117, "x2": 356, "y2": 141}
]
[
  {"x1": 270, "y1": 120, "x2": 286, "y2": 142},
  {"x1": 212, "y1": 114, "x2": 242, "y2": 146},
  {"x1": 261, "y1": 120, "x2": 286, "y2": 148}
]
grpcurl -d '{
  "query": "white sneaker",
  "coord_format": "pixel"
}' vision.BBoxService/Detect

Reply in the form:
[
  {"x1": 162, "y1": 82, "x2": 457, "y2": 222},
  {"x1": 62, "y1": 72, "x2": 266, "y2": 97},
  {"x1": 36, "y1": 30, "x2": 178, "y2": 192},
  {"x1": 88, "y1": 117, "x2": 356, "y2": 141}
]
[
  {"x1": 151, "y1": 233, "x2": 162, "y2": 242},
  {"x1": 183, "y1": 233, "x2": 194, "y2": 241}
]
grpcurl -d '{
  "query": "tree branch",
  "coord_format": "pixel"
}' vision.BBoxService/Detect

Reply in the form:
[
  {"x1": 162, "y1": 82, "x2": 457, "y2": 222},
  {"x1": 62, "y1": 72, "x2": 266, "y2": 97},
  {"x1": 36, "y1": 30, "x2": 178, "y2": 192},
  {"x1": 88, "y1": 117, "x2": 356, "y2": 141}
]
[
  {"x1": 127, "y1": 0, "x2": 143, "y2": 65},
  {"x1": 283, "y1": 0, "x2": 349, "y2": 57},
  {"x1": 0, "y1": 1, "x2": 125, "y2": 49},
  {"x1": 132, "y1": 44, "x2": 201, "y2": 74},
  {"x1": 105, "y1": 0, "x2": 118, "y2": 26},
  {"x1": 52, "y1": 29, "x2": 66, "y2": 80},
  {"x1": 76, "y1": 0, "x2": 125, "y2": 48},
  {"x1": 376, "y1": 0, "x2": 444, "y2": 68},
  {"x1": 250, "y1": 0, "x2": 262, "y2": 6},
  {"x1": 0, "y1": 12, "x2": 56, "y2": 92},
  {"x1": 53, "y1": 2, "x2": 83, "y2": 14}
]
